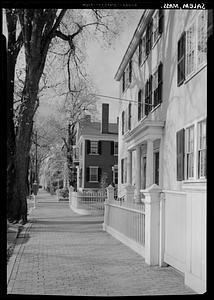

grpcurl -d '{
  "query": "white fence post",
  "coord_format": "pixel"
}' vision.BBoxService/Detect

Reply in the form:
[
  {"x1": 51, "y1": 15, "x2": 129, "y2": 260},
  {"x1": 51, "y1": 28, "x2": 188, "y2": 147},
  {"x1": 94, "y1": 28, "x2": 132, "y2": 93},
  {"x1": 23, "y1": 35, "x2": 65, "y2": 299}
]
[
  {"x1": 143, "y1": 184, "x2": 162, "y2": 266},
  {"x1": 106, "y1": 185, "x2": 114, "y2": 202},
  {"x1": 125, "y1": 184, "x2": 135, "y2": 203}
]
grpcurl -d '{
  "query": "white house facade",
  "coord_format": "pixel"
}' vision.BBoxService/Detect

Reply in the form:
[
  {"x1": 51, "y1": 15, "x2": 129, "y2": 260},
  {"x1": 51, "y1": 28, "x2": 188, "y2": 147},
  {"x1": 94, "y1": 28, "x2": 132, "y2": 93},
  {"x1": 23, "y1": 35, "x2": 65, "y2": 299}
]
[{"x1": 113, "y1": 9, "x2": 209, "y2": 293}]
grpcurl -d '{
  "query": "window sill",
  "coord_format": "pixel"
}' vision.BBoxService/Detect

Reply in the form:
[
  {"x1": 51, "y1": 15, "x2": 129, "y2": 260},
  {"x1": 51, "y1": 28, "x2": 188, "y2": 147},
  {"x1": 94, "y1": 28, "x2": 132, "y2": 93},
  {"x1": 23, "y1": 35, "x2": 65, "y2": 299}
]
[
  {"x1": 89, "y1": 153, "x2": 100, "y2": 156},
  {"x1": 89, "y1": 181, "x2": 99, "y2": 183},
  {"x1": 184, "y1": 62, "x2": 207, "y2": 85},
  {"x1": 182, "y1": 179, "x2": 206, "y2": 191}
]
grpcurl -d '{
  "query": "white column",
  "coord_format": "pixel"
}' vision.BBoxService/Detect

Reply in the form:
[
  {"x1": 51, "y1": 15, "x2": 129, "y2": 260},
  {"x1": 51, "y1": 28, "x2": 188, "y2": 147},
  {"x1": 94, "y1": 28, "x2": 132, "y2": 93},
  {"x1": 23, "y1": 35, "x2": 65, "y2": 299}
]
[
  {"x1": 146, "y1": 139, "x2": 154, "y2": 188},
  {"x1": 127, "y1": 151, "x2": 132, "y2": 185},
  {"x1": 135, "y1": 145, "x2": 141, "y2": 202},
  {"x1": 76, "y1": 166, "x2": 80, "y2": 190}
]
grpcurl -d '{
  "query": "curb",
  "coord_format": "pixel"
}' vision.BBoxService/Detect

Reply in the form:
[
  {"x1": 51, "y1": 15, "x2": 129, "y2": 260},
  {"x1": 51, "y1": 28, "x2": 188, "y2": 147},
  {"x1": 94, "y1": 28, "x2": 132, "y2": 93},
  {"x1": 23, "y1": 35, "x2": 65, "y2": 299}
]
[{"x1": 7, "y1": 219, "x2": 33, "y2": 290}]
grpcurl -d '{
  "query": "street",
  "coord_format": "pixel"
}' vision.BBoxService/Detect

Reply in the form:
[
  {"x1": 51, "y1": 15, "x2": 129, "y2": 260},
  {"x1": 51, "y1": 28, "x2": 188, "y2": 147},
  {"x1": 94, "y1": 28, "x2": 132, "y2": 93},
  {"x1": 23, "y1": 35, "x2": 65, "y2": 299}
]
[{"x1": 7, "y1": 189, "x2": 194, "y2": 296}]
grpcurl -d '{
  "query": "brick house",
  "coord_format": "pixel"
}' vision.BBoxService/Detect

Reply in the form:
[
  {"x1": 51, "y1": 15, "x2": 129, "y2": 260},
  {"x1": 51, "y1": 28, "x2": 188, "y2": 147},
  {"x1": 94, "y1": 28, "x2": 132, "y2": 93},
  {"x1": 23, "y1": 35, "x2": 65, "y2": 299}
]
[
  {"x1": 73, "y1": 103, "x2": 118, "y2": 191},
  {"x1": 110, "y1": 9, "x2": 210, "y2": 293}
]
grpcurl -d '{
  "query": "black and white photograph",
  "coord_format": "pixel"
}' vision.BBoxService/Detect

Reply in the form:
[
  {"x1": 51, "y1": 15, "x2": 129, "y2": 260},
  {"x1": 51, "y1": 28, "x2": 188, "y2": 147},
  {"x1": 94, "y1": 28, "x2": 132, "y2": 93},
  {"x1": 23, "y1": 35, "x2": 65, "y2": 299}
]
[{"x1": 2, "y1": 0, "x2": 210, "y2": 296}]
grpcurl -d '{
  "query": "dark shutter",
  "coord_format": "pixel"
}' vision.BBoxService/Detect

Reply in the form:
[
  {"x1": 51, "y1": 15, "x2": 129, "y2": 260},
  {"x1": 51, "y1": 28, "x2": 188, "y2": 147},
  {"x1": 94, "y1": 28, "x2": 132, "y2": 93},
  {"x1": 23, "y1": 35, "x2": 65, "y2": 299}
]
[
  {"x1": 158, "y1": 62, "x2": 163, "y2": 104},
  {"x1": 111, "y1": 141, "x2": 114, "y2": 155},
  {"x1": 145, "y1": 81, "x2": 149, "y2": 116},
  {"x1": 149, "y1": 75, "x2": 153, "y2": 113},
  {"x1": 122, "y1": 111, "x2": 125, "y2": 135},
  {"x1": 158, "y1": 9, "x2": 164, "y2": 34},
  {"x1": 121, "y1": 159, "x2": 124, "y2": 184},
  {"x1": 98, "y1": 167, "x2": 102, "y2": 182},
  {"x1": 122, "y1": 72, "x2": 125, "y2": 92},
  {"x1": 128, "y1": 102, "x2": 131, "y2": 130},
  {"x1": 139, "y1": 38, "x2": 142, "y2": 65},
  {"x1": 86, "y1": 140, "x2": 90, "y2": 154},
  {"x1": 177, "y1": 32, "x2": 186, "y2": 86},
  {"x1": 138, "y1": 90, "x2": 142, "y2": 121},
  {"x1": 129, "y1": 60, "x2": 132, "y2": 83},
  {"x1": 86, "y1": 167, "x2": 90, "y2": 182},
  {"x1": 176, "y1": 129, "x2": 185, "y2": 181},
  {"x1": 98, "y1": 141, "x2": 102, "y2": 154}
]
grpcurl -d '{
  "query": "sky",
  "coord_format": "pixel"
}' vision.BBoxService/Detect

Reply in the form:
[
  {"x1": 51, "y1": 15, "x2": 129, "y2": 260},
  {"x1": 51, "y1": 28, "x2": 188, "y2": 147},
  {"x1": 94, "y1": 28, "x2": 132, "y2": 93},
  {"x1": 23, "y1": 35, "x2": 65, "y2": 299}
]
[{"x1": 86, "y1": 10, "x2": 143, "y2": 123}]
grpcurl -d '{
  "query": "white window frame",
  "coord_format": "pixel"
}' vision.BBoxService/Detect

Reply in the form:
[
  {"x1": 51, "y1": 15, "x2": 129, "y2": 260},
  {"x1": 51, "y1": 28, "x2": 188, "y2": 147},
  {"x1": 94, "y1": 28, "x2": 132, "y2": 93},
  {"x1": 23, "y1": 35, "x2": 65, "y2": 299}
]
[
  {"x1": 185, "y1": 11, "x2": 207, "y2": 81},
  {"x1": 89, "y1": 166, "x2": 99, "y2": 182},
  {"x1": 90, "y1": 140, "x2": 99, "y2": 155},
  {"x1": 114, "y1": 142, "x2": 118, "y2": 156},
  {"x1": 197, "y1": 119, "x2": 206, "y2": 179},
  {"x1": 186, "y1": 21, "x2": 196, "y2": 78},
  {"x1": 153, "y1": 10, "x2": 159, "y2": 45}
]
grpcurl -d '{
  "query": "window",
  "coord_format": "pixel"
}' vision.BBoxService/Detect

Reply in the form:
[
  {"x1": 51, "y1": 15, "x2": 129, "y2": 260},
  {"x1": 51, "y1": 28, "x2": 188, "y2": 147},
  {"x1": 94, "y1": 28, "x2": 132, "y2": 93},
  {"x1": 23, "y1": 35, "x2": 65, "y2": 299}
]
[
  {"x1": 90, "y1": 141, "x2": 98, "y2": 154},
  {"x1": 177, "y1": 32, "x2": 186, "y2": 86},
  {"x1": 128, "y1": 103, "x2": 131, "y2": 130},
  {"x1": 198, "y1": 120, "x2": 206, "y2": 178},
  {"x1": 146, "y1": 19, "x2": 153, "y2": 56},
  {"x1": 178, "y1": 12, "x2": 207, "y2": 86},
  {"x1": 113, "y1": 165, "x2": 118, "y2": 185},
  {"x1": 88, "y1": 166, "x2": 99, "y2": 182},
  {"x1": 185, "y1": 126, "x2": 194, "y2": 179},
  {"x1": 122, "y1": 72, "x2": 125, "y2": 92},
  {"x1": 111, "y1": 141, "x2": 118, "y2": 155},
  {"x1": 186, "y1": 23, "x2": 196, "y2": 77},
  {"x1": 153, "y1": 11, "x2": 159, "y2": 44},
  {"x1": 86, "y1": 140, "x2": 101, "y2": 155},
  {"x1": 197, "y1": 11, "x2": 207, "y2": 67}
]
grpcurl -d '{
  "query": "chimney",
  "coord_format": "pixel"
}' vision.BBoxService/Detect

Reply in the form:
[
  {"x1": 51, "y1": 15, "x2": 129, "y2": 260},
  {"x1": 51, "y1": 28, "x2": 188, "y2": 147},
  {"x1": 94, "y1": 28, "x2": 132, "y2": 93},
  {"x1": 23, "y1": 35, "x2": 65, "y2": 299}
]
[{"x1": 101, "y1": 103, "x2": 109, "y2": 133}]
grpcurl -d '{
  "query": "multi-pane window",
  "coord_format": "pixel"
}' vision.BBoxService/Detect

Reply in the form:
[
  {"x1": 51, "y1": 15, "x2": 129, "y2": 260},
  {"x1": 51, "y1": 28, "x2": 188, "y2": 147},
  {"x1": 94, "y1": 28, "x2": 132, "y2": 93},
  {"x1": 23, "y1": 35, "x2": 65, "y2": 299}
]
[
  {"x1": 90, "y1": 141, "x2": 98, "y2": 154},
  {"x1": 178, "y1": 12, "x2": 207, "y2": 86},
  {"x1": 197, "y1": 11, "x2": 207, "y2": 67},
  {"x1": 122, "y1": 61, "x2": 132, "y2": 93},
  {"x1": 139, "y1": 38, "x2": 142, "y2": 66},
  {"x1": 177, "y1": 32, "x2": 186, "y2": 86},
  {"x1": 186, "y1": 23, "x2": 196, "y2": 77},
  {"x1": 186, "y1": 126, "x2": 194, "y2": 179},
  {"x1": 153, "y1": 11, "x2": 159, "y2": 44},
  {"x1": 145, "y1": 75, "x2": 153, "y2": 115},
  {"x1": 89, "y1": 166, "x2": 98, "y2": 182},
  {"x1": 153, "y1": 62, "x2": 163, "y2": 107},
  {"x1": 113, "y1": 141, "x2": 118, "y2": 155},
  {"x1": 146, "y1": 19, "x2": 153, "y2": 55},
  {"x1": 153, "y1": 69, "x2": 159, "y2": 106},
  {"x1": 129, "y1": 60, "x2": 132, "y2": 83},
  {"x1": 198, "y1": 120, "x2": 206, "y2": 178}
]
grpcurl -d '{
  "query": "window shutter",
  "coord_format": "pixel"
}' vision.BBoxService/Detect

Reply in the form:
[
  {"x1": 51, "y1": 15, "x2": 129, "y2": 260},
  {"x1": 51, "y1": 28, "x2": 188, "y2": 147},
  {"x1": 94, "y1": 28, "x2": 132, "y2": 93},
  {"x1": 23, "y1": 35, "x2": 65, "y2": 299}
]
[
  {"x1": 98, "y1": 167, "x2": 102, "y2": 182},
  {"x1": 176, "y1": 129, "x2": 185, "y2": 181},
  {"x1": 129, "y1": 60, "x2": 132, "y2": 83},
  {"x1": 138, "y1": 90, "x2": 142, "y2": 121},
  {"x1": 158, "y1": 9, "x2": 164, "y2": 34},
  {"x1": 149, "y1": 75, "x2": 153, "y2": 112},
  {"x1": 98, "y1": 141, "x2": 102, "y2": 154},
  {"x1": 145, "y1": 81, "x2": 149, "y2": 115},
  {"x1": 121, "y1": 159, "x2": 124, "y2": 184},
  {"x1": 86, "y1": 167, "x2": 90, "y2": 182},
  {"x1": 122, "y1": 111, "x2": 125, "y2": 135},
  {"x1": 111, "y1": 141, "x2": 114, "y2": 155},
  {"x1": 158, "y1": 62, "x2": 163, "y2": 103},
  {"x1": 177, "y1": 32, "x2": 186, "y2": 86},
  {"x1": 139, "y1": 38, "x2": 142, "y2": 65},
  {"x1": 122, "y1": 72, "x2": 125, "y2": 92},
  {"x1": 86, "y1": 140, "x2": 90, "y2": 154},
  {"x1": 128, "y1": 103, "x2": 131, "y2": 130}
]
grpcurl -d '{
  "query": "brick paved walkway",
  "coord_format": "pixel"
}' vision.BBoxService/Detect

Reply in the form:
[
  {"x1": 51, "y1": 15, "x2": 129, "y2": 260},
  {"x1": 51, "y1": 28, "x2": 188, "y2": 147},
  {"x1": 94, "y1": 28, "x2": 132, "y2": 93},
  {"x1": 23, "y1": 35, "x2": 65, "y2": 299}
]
[{"x1": 7, "y1": 189, "x2": 195, "y2": 296}]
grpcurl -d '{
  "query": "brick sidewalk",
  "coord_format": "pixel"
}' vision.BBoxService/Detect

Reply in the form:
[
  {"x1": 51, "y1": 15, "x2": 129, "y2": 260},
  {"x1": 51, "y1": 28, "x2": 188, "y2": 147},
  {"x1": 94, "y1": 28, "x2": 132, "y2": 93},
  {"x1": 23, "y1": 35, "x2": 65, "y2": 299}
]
[{"x1": 7, "y1": 190, "x2": 195, "y2": 296}]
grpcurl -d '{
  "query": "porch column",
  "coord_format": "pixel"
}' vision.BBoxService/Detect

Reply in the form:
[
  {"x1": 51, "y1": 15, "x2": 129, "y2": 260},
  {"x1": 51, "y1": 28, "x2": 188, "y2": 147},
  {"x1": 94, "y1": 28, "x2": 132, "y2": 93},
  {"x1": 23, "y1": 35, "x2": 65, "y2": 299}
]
[
  {"x1": 76, "y1": 166, "x2": 80, "y2": 190},
  {"x1": 146, "y1": 139, "x2": 154, "y2": 188},
  {"x1": 127, "y1": 150, "x2": 132, "y2": 185},
  {"x1": 135, "y1": 145, "x2": 141, "y2": 202}
]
